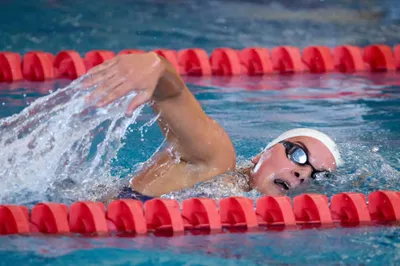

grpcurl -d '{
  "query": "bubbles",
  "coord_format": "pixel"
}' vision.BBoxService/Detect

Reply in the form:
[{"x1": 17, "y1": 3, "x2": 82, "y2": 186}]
[
  {"x1": 161, "y1": 159, "x2": 261, "y2": 203},
  {"x1": 305, "y1": 142, "x2": 400, "y2": 197},
  {"x1": 1, "y1": 73, "x2": 399, "y2": 206},
  {"x1": 0, "y1": 75, "x2": 142, "y2": 206}
]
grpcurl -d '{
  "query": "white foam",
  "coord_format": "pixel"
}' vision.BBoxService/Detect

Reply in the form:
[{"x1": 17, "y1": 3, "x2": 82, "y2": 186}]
[{"x1": 0, "y1": 75, "x2": 141, "y2": 205}]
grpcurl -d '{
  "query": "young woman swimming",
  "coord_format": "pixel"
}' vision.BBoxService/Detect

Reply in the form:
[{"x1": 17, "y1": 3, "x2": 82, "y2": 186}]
[{"x1": 84, "y1": 52, "x2": 343, "y2": 201}]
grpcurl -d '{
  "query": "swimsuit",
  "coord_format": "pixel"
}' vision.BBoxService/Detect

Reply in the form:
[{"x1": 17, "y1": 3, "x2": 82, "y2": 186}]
[{"x1": 117, "y1": 186, "x2": 154, "y2": 202}]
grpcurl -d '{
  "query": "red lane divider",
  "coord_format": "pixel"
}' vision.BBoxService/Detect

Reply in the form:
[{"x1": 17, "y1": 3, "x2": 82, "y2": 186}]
[
  {"x1": 1, "y1": 190, "x2": 400, "y2": 236},
  {"x1": 220, "y1": 197, "x2": 258, "y2": 229},
  {"x1": 293, "y1": 194, "x2": 333, "y2": 226},
  {"x1": 1, "y1": 44, "x2": 400, "y2": 82},
  {"x1": 238, "y1": 47, "x2": 273, "y2": 75},
  {"x1": 395, "y1": 44, "x2": 400, "y2": 70},
  {"x1": 182, "y1": 198, "x2": 221, "y2": 231},
  {"x1": 302, "y1": 46, "x2": 334, "y2": 73},
  {"x1": 0, "y1": 52, "x2": 23, "y2": 82},
  {"x1": 178, "y1": 48, "x2": 211, "y2": 76},
  {"x1": 144, "y1": 199, "x2": 184, "y2": 233},
  {"x1": 54, "y1": 50, "x2": 86, "y2": 79},
  {"x1": 363, "y1": 44, "x2": 396, "y2": 72},
  {"x1": 271, "y1": 46, "x2": 304, "y2": 73},
  {"x1": 106, "y1": 199, "x2": 147, "y2": 234},
  {"x1": 22, "y1": 51, "x2": 55, "y2": 81},
  {"x1": 30, "y1": 203, "x2": 70, "y2": 234},
  {"x1": 368, "y1": 191, "x2": 400, "y2": 222},
  {"x1": 210, "y1": 48, "x2": 242, "y2": 76},
  {"x1": 0, "y1": 205, "x2": 30, "y2": 234},
  {"x1": 330, "y1": 192, "x2": 371, "y2": 225},
  {"x1": 69, "y1": 201, "x2": 108, "y2": 235},
  {"x1": 256, "y1": 196, "x2": 296, "y2": 227},
  {"x1": 334, "y1": 45, "x2": 365, "y2": 73}
]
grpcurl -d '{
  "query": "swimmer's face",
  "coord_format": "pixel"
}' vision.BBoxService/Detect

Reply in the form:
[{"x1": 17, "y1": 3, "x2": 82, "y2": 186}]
[{"x1": 249, "y1": 136, "x2": 337, "y2": 196}]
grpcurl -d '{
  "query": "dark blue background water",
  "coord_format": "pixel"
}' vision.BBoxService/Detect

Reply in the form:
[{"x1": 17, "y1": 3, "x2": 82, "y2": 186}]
[{"x1": 1, "y1": 0, "x2": 400, "y2": 265}]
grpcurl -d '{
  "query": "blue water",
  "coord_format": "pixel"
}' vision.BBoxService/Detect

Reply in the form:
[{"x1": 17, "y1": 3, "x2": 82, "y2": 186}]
[
  {"x1": 1, "y1": 226, "x2": 400, "y2": 265},
  {"x1": 1, "y1": 0, "x2": 400, "y2": 265}
]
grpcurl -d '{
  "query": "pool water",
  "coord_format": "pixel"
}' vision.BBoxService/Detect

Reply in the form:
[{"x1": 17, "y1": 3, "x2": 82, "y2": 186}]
[
  {"x1": 1, "y1": 0, "x2": 400, "y2": 265},
  {"x1": 1, "y1": 226, "x2": 400, "y2": 265},
  {"x1": 1, "y1": 73, "x2": 400, "y2": 266}
]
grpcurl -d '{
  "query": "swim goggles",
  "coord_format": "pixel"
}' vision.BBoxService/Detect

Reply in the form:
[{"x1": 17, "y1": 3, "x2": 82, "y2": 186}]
[{"x1": 280, "y1": 141, "x2": 330, "y2": 180}]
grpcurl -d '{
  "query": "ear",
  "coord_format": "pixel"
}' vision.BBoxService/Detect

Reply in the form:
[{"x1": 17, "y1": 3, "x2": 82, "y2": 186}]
[{"x1": 251, "y1": 153, "x2": 262, "y2": 164}]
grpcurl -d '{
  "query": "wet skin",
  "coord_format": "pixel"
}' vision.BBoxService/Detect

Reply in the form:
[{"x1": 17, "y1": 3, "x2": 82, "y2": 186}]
[{"x1": 85, "y1": 52, "x2": 336, "y2": 197}]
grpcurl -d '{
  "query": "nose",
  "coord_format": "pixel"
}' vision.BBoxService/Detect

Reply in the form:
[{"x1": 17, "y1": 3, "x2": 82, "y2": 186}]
[{"x1": 293, "y1": 166, "x2": 313, "y2": 184}]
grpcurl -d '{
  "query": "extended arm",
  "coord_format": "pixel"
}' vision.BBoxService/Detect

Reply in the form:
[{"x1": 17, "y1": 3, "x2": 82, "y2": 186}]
[{"x1": 86, "y1": 52, "x2": 236, "y2": 196}]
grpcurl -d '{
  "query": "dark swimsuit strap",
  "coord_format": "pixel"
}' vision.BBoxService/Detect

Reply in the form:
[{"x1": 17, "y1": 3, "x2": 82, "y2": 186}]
[{"x1": 117, "y1": 186, "x2": 154, "y2": 202}]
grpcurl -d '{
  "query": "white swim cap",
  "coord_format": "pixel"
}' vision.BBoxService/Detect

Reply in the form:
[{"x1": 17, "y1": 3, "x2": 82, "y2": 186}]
[{"x1": 265, "y1": 128, "x2": 344, "y2": 167}]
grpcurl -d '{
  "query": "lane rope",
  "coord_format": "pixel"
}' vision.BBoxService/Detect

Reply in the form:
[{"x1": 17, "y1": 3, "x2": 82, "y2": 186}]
[
  {"x1": 0, "y1": 190, "x2": 399, "y2": 236},
  {"x1": 0, "y1": 44, "x2": 399, "y2": 82}
]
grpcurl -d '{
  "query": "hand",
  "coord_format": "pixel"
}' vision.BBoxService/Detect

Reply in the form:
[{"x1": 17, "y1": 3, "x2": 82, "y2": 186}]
[{"x1": 84, "y1": 52, "x2": 165, "y2": 116}]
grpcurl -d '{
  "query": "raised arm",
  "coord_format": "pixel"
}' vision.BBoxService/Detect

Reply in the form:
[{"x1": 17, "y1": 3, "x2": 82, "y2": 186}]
[{"x1": 85, "y1": 52, "x2": 236, "y2": 196}]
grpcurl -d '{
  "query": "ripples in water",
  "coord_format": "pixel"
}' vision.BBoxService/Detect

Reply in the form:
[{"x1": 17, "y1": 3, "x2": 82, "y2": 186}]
[{"x1": 0, "y1": 73, "x2": 399, "y2": 204}]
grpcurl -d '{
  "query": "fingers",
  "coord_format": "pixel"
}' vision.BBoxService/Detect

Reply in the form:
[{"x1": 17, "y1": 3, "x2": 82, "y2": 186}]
[
  {"x1": 95, "y1": 82, "x2": 134, "y2": 107},
  {"x1": 82, "y1": 66, "x2": 118, "y2": 89},
  {"x1": 87, "y1": 57, "x2": 118, "y2": 75},
  {"x1": 86, "y1": 74, "x2": 124, "y2": 102},
  {"x1": 126, "y1": 91, "x2": 150, "y2": 116},
  {"x1": 82, "y1": 58, "x2": 119, "y2": 88}
]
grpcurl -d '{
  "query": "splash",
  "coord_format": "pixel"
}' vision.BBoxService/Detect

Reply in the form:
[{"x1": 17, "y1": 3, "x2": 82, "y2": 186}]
[
  {"x1": 306, "y1": 142, "x2": 400, "y2": 197},
  {"x1": 161, "y1": 159, "x2": 262, "y2": 203},
  {"x1": 0, "y1": 75, "x2": 143, "y2": 206}
]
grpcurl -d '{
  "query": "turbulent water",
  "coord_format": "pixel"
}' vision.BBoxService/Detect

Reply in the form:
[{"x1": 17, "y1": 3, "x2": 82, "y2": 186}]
[
  {"x1": 1, "y1": 73, "x2": 400, "y2": 206},
  {"x1": 0, "y1": 76, "x2": 145, "y2": 205}
]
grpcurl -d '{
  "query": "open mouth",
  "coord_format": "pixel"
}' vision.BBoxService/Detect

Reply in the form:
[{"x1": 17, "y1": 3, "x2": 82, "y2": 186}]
[{"x1": 274, "y1": 179, "x2": 290, "y2": 191}]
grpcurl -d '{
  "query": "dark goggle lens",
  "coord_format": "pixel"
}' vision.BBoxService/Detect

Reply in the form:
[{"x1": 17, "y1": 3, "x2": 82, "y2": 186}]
[{"x1": 289, "y1": 146, "x2": 308, "y2": 165}]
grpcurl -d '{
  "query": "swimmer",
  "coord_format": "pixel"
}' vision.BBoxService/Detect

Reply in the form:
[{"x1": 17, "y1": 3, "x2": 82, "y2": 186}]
[{"x1": 84, "y1": 52, "x2": 343, "y2": 201}]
